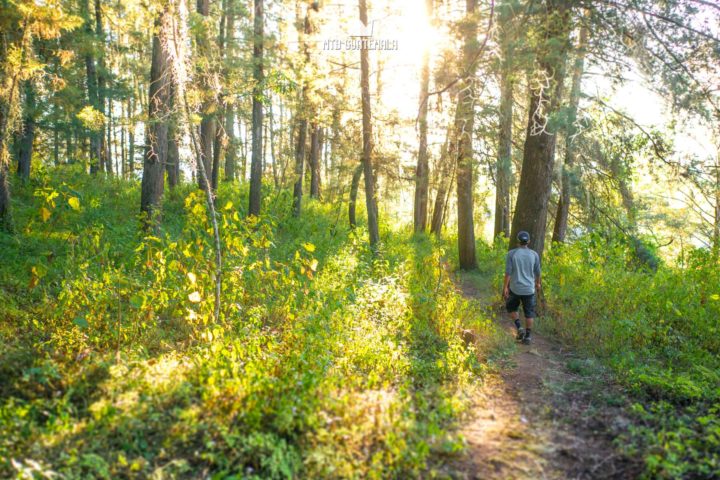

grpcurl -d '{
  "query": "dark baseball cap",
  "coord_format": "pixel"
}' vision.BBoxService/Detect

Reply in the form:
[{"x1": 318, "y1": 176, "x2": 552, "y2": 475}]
[{"x1": 517, "y1": 231, "x2": 530, "y2": 244}]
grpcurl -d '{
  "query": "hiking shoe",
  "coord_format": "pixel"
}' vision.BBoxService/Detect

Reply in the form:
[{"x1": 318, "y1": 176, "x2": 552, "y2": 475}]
[
  {"x1": 521, "y1": 334, "x2": 532, "y2": 345},
  {"x1": 516, "y1": 328, "x2": 525, "y2": 341}
]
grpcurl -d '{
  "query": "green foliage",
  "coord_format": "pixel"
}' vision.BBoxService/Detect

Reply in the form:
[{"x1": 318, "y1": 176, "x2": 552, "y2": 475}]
[
  {"x1": 0, "y1": 169, "x2": 495, "y2": 478},
  {"x1": 542, "y1": 236, "x2": 720, "y2": 478}
]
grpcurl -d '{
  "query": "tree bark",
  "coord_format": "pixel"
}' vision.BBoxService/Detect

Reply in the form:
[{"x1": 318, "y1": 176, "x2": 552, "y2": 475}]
[
  {"x1": 83, "y1": 0, "x2": 102, "y2": 174},
  {"x1": 95, "y1": 0, "x2": 111, "y2": 175},
  {"x1": 359, "y1": 0, "x2": 380, "y2": 247},
  {"x1": 248, "y1": 0, "x2": 264, "y2": 216},
  {"x1": 196, "y1": 0, "x2": 216, "y2": 194},
  {"x1": 223, "y1": 0, "x2": 237, "y2": 182},
  {"x1": 140, "y1": 10, "x2": 174, "y2": 227},
  {"x1": 714, "y1": 154, "x2": 720, "y2": 257},
  {"x1": 293, "y1": 115, "x2": 308, "y2": 216},
  {"x1": 0, "y1": 166, "x2": 10, "y2": 232},
  {"x1": 128, "y1": 85, "x2": 136, "y2": 174},
  {"x1": 509, "y1": 0, "x2": 571, "y2": 258},
  {"x1": 199, "y1": 115, "x2": 216, "y2": 191},
  {"x1": 349, "y1": 163, "x2": 363, "y2": 228},
  {"x1": 494, "y1": 9, "x2": 515, "y2": 239},
  {"x1": 166, "y1": 117, "x2": 180, "y2": 188},
  {"x1": 0, "y1": 20, "x2": 30, "y2": 231},
  {"x1": 16, "y1": 81, "x2": 36, "y2": 181},
  {"x1": 224, "y1": 104, "x2": 236, "y2": 181},
  {"x1": 309, "y1": 123, "x2": 321, "y2": 198},
  {"x1": 212, "y1": 122, "x2": 222, "y2": 191},
  {"x1": 431, "y1": 130, "x2": 453, "y2": 235},
  {"x1": 455, "y1": 0, "x2": 480, "y2": 269},
  {"x1": 413, "y1": 0, "x2": 433, "y2": 233},
  {"x1": 552, "y1": 21, "x2": 589, "y2": 243}
]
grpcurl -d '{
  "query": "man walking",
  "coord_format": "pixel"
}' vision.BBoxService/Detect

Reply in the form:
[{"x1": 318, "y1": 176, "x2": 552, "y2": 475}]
[{"x1": 503, "y1": 231, "x2": 541, "y2": 344}]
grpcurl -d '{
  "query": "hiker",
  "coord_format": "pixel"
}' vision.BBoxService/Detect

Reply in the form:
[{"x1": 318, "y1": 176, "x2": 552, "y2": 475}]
[{"x1": 503, "y1": 230, "x2": 541, "y2": 345}]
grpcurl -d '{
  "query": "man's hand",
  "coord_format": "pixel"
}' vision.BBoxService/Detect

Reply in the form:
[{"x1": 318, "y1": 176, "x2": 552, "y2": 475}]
[{"x1": 503, "y1": 287, "x2": 509, "y2": 300}]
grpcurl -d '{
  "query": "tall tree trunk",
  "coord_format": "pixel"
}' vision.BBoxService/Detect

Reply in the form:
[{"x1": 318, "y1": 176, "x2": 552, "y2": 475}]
[
  {"x1": 16, "y1": 81, "x2": 36, "y2": 181},
  {"x1": 212, "y1": 123, "x2": 222, "y2": 191},
  {"x1": 509, "y1": 0, "x2": 571, "y2": 258},
  {"x1": 224, "y1": 104, "x2": 236, "y2": 181},
  {"x1": 120, "y1": 99, "x2": 126, "y2": 176},
  {"x1": 223, "y1": 0, "x2": 237, "y2": 182},
  {"x1": 95, "y1": 0, "x2": 110, "y2": 175},
  {"x1": 359, "y1": 0, "x2": 380, "y2": 247},
  {"x1": 83, "y1": 0, "x2": 102, "y2": 174},
  {"x1": 140, "y1": 9, "x2": 174, "y2": 227},
  {"x1": 248, "y1": 0, "x2": 264, "y2": 216},
  {"x1": 242, "y1": 119, "x2": 248, "y2": 180},
  {"x1": 349, "y1": 164, "x2": 363, "y2": 228},
  {"x1": 329, "y1": 105, "x2": 340, "y2": 201},
  {"x1": 269, "y1": 101, "x2": 279, "y2": 188},
  {"x1": 196, "y1": 0, "x2": 216, "y2": 193},
  {"x1": 0, "y1": 167, "x2": 10, "y2": 231},
  {"x1": 280, "y1": 102, "x2": 290, "y2": 185},
  {"x1": 431, "y1": 130, "x2": 453, "y2": 235},
  {"x1": 309, "y1": 123, "x2": 321, "y2": 198},
  {"x1": 494, "y1": 67, "x2": 512, "y2": 239},
  {"x1": 128, "y1": 85, "x2": 136, "y2": 175},
  {"x1": 413, "y1": 0, "x2": 433, "y2": 233},
  {"x1": 0, "y1": 23, "x2": 29, "y2": 231},
  {"x1": 53, "y1": 119, "x2": 60, "y2": 166},
  {"x1": 714, "y1": 153, "x2": 720, "y2": 257},
  {"x1": 166, "y1": 116, "x2": 180, "y2": 188},
  {"x1": 455, "y1": 0, "x2": 480, "y2": 269},
  {"x1": 293, "y1": 115, "x2": 308, "y2": 216},
  {"x1": 292, "y1": 2, "x2": 318, "y2": 213},
  {"x1": 494, "y1": 9, "x2": 515, "y2": 239},
  {"x1": 199, "y1": 115, "x2": 216, "y2": 191},
  {"x1": 552, "y1": 21, "x2": 589, "y2": 243}
]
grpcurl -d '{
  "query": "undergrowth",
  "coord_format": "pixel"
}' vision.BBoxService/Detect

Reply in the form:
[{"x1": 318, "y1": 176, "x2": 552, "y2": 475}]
[
  {"x1": 542, "y1": 235, "x2": 720, "y2": 479},
  {"x1": 0, "y1": 168, "x2": 496, "y2": 479}
]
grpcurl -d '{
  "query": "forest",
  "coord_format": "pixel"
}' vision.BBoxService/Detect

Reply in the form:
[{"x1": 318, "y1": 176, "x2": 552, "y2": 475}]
[{"x1": 1, "y1": 0, "x2": 719, "y2": 478}]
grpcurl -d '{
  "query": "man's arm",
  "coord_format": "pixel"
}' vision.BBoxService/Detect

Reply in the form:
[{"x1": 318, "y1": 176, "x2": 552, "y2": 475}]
[
  {"x1": 534, "y1": 253, "x2": 542, "y2": 292},
  {"x1": 503, "y1": 252, "x2": 513, "y2": 299}
]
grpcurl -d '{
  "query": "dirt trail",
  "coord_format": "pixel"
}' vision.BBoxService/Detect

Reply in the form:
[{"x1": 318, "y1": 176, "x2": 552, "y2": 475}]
[{"x1": 446, "y1": 273, "x2": 640, "y2": 480}]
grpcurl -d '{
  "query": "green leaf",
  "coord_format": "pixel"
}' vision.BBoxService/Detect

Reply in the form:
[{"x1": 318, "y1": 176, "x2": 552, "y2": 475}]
[
  {"x1": 68, "y1": 196, "x2": 81, "y2": 210},
  {"x1": 129, "y1": 295, "x2": 143, "y2": 308},
  {"x1": 302, "y1": 242, "x2": 316, "y2": 252},
  {"x1": 73, "y1": 316, "x2": 89, "y2": 329}
]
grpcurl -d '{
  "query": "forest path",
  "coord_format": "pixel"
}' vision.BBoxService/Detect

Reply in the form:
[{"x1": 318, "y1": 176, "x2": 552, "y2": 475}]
[{"x1": 445, "y1": 270, "x2": 639, "y2": 480}]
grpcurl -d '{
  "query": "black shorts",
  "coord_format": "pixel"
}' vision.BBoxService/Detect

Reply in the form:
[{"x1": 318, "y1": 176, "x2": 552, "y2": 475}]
[{"x1": 506, "y1": 290, "x2": 536, "y2": 318}]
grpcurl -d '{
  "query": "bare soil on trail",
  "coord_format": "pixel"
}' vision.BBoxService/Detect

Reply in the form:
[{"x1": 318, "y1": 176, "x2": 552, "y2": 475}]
[{"x1": 444, "y1": 273, "x2": 642, "y2": 480}]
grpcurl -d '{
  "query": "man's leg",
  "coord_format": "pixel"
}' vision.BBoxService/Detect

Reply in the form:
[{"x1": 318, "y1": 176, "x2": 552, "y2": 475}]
[
  {"x1": 521, "y1": 294, "x2": 537, "y2": 344},
  {"x1": 505, "y1": 292, "x2": 523, "y2": 338},
  {"x1": 523, "y1": 316, "x2": 534, "y2": 343}
]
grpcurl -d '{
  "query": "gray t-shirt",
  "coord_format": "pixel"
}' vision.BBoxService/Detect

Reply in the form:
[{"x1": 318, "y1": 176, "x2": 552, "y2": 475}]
[{"x1": 505, "y1": 247, "x2": 541, "y2": 295}]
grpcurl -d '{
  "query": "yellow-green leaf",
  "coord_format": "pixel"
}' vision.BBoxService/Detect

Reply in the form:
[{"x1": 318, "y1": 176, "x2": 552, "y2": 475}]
[
  {"x1": 187, "y1": 272, "x2": 197, "y2": 285},
  {"x1": 302, "y1": 242, "x2": 316, "y2": 252},
  {"x1": 68, "y1": 196, "x2": 80, "y2": 210}
]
